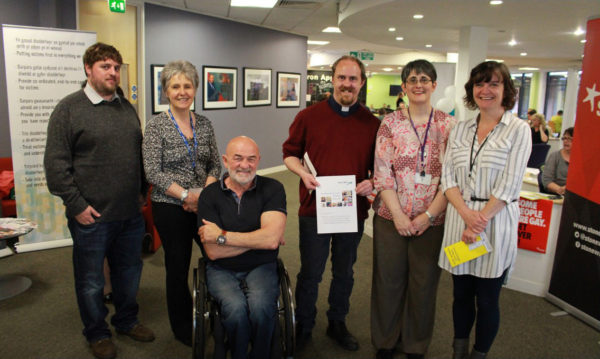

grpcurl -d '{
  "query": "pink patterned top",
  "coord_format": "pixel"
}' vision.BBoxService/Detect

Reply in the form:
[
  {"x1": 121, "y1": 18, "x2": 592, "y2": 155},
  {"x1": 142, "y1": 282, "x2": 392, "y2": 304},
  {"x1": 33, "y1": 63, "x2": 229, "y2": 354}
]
[{"x1": 373, "y1": 109, "x2": 456, "y2": 225}]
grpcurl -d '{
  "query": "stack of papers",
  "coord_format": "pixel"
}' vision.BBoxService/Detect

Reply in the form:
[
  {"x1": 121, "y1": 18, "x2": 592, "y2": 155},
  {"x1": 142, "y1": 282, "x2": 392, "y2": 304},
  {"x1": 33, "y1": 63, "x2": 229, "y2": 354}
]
[{"x1": 444, "y1": 234, "x2": 493, "y2": 267}]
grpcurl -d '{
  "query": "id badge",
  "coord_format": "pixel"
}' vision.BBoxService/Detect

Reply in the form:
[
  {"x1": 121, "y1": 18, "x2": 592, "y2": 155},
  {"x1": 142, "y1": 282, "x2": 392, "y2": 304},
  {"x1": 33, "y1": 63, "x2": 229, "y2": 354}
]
[
  {"x1": 414, "y1": 172, "x2": 432, "y2": 185},
  {"x1": 462, "y1": 188, "x2": 471, "y2": 202}
]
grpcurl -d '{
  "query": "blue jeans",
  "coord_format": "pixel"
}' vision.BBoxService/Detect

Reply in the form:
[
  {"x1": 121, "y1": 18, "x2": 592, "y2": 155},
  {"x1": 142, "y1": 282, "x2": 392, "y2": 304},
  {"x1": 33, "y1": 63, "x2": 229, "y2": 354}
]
[
  {"x1": 294, "y1": 216, "x2": 364, "y2": 333},
  {"x1": 206, "y1": 261, "x2": 279, "y2": 359},
  {"x1": 68, "y1": 213, "x2": 144, "y2": 342}
]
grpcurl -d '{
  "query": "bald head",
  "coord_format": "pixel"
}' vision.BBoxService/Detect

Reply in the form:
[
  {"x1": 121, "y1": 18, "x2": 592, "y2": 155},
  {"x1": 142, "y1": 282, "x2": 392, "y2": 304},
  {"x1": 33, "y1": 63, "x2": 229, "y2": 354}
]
[
  {"x1": 223, "y1": 136, "x2": 260, "y2": 187},
  {"x1": 226, "y1": 136, "x2": 260, "y2": 157}
]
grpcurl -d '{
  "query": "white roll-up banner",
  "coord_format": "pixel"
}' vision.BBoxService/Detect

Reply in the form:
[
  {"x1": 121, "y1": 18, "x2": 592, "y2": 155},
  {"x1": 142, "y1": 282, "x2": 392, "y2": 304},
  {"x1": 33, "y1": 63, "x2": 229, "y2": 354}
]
[{"x1": 2, "y1": 25, "x2": 96, "y2": 252}]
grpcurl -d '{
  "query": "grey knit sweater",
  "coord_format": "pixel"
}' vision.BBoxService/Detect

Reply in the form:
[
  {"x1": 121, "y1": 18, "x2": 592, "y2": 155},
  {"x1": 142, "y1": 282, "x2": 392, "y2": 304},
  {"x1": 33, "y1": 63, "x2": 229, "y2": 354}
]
[{"x1": 44, "y1": 89, "x2": 147, "y2": 221}]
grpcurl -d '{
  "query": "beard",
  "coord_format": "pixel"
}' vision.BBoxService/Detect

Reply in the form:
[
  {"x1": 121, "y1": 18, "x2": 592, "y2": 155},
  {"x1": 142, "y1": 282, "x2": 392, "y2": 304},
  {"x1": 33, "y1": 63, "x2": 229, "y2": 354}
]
[
  {"x1": 230, "y1": 169, "x2": 256, "y2": 187},
  {"x1": 336, "y1": 87, "x2": 357, "y2": 106}
]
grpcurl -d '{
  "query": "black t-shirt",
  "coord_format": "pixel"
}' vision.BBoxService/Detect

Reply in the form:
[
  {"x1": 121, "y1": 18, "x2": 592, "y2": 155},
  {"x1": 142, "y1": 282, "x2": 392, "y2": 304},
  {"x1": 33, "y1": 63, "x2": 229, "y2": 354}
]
[
  {"x1": 531, "y1": 127, "x2": 549, "y2": 144},
  {"x1": 197, "y1": 175, "x2": 287, "y2": 272}
]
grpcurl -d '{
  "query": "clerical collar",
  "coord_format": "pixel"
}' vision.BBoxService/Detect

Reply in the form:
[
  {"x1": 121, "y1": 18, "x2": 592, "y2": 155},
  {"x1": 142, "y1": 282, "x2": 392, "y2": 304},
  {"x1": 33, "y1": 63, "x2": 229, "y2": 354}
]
[
  {"x1": 328, "y1": 95, "x2": 361, "y2": 117},
  {"x1": 84, "y1": 82, "x2": 120, "y2": 105}
]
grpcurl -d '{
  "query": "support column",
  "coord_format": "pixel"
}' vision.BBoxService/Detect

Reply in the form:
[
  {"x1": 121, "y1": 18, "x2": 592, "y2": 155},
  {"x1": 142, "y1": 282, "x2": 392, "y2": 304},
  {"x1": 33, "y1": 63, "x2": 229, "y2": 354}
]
[{"x1": 454, "y1": 26, "x2": 488, "y2": 122}]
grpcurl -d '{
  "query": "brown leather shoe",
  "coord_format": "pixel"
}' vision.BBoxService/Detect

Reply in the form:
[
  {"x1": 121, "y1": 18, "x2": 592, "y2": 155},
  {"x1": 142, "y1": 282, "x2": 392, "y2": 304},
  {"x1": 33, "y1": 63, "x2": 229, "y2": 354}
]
[
  {"x1": 90, "y1": 338, "x2": 116, "y2": 359},
  {"x1": 116, "y1": 323, "x2": 155, "y2": 342}
]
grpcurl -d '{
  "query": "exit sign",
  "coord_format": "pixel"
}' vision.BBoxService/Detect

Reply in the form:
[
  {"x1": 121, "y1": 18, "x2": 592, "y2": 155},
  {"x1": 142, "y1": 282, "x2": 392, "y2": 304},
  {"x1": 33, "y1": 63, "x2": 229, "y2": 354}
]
[
  {"x1": 109, "y1": 0, "x2": 126, "y2": 13},
  {"x1": 349, "y1": 51, "x2": 374, "y2": 61}
]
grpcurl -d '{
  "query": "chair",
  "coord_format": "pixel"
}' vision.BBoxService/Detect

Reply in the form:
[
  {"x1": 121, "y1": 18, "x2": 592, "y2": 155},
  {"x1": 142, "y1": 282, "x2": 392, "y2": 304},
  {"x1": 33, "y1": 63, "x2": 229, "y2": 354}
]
[
  {"x1": 0, "y1": 158, "x2": 16, "y2": 217},
  {"x1": 527, "y1": 143, "x2": 551, "y2": 169},
  {"x1": 192, "y1": 257, "x2": 295, "y2": 359}
]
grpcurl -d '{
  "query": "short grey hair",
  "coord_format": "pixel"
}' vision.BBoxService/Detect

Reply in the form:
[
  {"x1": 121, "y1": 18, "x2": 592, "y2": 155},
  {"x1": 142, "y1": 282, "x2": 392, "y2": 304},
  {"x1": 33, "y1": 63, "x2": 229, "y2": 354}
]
[{"x1": 160, "y1": 60, "x2": 199, "y2": 93}]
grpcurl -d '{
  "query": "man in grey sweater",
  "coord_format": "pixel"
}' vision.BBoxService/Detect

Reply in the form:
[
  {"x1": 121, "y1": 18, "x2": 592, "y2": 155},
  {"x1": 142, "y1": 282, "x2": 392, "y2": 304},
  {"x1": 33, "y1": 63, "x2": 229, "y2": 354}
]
[{"x1": 44, "y1": 43, "x2": 154, "y2": 359}]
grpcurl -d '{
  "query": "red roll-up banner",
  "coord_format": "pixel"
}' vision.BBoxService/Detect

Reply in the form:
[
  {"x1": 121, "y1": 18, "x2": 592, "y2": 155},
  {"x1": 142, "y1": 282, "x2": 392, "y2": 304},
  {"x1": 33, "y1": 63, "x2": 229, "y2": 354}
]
[{"x1": 547, "y1": 16, "x2": 600, "y2": 331}]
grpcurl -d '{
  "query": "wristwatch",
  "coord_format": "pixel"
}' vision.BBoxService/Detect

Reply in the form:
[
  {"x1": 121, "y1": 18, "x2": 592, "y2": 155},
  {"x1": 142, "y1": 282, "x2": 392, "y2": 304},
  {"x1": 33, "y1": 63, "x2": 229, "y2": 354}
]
[
  {"x1": 425, "y1": 210, "x2": 436, "y2": 225},
  {"x1": 216, "y1": 230, "x2": 227, "y2": 246},
  {"x1": 180, "y1": 189, "x2": 189, "y2": 202}
]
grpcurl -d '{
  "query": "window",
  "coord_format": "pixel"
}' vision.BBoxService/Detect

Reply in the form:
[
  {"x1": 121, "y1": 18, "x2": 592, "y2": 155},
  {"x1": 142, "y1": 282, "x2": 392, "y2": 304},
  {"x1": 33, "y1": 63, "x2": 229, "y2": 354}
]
[
  {"x1": 544, "y1": 72, "x2": 567, "y2": 119},
  {"x1": 511, "y1": 73, "x2": 532, "y2": 119}
]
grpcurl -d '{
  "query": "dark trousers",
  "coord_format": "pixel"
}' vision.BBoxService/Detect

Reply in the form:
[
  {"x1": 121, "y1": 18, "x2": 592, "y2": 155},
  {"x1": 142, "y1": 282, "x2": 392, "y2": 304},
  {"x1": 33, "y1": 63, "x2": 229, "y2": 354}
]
[
  {"x1": 68, "y1": 213, "x2": 144, "y2": 342},
  {"x1": 371, "y1": 215, "x2": 443, "y2": 354},
  {"x1": 152, "y1": 201, "x2": 199, "y2": 342},
  {"x1": 452, "y1": 269, "x2": 508, "y2": 353},
  {"x1": 294, "y1": 216, "x2": 364, "y2": 333}
]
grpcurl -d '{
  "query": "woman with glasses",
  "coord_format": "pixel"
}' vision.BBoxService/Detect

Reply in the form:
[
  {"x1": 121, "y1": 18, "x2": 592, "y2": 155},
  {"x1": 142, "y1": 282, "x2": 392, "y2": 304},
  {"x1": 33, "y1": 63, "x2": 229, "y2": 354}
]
[
  {"x1": 439, "y1": 61, "x2": 531, "y2": 359},
  {"x1": 371, "y1": 59, "x2": 456, "y2": 359},
  {"x1": 542, "y1": 127, "x2": 574, "y2": 195}
]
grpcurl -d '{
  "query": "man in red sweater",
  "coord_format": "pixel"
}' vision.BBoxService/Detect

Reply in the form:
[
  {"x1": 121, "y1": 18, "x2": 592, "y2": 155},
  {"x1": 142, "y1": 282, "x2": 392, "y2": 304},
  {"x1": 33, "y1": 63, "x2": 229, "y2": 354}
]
[{"x1": 282, "y1": 55, "x2": 380, "y2": 351}]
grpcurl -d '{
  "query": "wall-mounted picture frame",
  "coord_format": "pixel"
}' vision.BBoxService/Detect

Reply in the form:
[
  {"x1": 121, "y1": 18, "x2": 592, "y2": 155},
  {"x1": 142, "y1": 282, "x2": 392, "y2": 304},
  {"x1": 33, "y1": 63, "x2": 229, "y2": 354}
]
[
  {"x1": 151, "y1": 64, "x2": 195, "y2": 114},
  {"x1": 151, "y1": 64, "x2": 169, "y2": 114},
  {"x1": 243, "y1": 68, "x2": 272, "y2": 107},
  {"x1": 203, "y1": 66, "x2": 237, "y2": 110},
  {"x1": 277, "y1": 72, "x2": 301, "y2": 108}
]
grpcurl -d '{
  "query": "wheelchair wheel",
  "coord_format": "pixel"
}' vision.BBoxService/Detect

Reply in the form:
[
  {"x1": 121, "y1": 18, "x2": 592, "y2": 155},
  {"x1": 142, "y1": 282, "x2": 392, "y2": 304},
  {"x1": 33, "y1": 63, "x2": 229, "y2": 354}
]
[
  {"x1": 277, "y1": 258, "x2": 295, "y2": 358},
  {"x1": 192, "y1": 261, "x2": 208, "y2": 359}
]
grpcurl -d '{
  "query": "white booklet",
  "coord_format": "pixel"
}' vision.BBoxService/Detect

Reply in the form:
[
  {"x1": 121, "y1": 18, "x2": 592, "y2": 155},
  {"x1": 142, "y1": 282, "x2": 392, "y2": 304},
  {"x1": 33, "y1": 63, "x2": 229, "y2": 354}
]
[{"x1": 315, "y1": 175, "x2": 358, "y2": 234}]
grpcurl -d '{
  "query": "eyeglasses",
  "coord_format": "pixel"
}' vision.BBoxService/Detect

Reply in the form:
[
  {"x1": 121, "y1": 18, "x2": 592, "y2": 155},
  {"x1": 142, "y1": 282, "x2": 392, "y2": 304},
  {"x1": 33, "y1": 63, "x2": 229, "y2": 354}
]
[
  {"x1": 406, "y1": 77, "x2": 432, "y2": 85},
  {"x1": 561, "y1": 136, "x2": 572, "y2": 141}
]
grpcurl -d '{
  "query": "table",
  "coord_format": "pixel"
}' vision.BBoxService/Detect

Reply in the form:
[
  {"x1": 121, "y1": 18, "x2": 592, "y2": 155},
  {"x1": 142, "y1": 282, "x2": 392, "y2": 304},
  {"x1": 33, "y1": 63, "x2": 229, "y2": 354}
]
[{"x1": 0, "y1": 218, "x2": 36, "y2": 300}]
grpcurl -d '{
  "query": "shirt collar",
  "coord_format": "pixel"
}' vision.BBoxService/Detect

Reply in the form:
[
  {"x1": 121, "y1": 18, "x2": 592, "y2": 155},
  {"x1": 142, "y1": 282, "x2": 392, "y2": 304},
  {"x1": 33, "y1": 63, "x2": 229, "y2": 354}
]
[
  {"x1": 468, "y1": 110, "x2": 511, "y2": 128},
  {"x1": 327, "y1": 95, "x2": 361, "y2": 117},
  {"x1": 84, "y1": 82, "x2": 119, "y2": 104}
]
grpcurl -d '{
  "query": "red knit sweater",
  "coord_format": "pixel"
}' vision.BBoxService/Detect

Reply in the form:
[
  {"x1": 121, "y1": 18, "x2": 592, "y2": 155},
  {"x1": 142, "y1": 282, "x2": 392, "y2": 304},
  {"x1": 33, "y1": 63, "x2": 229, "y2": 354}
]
[{"x1": 282, "y1": 99, "x2": 380, "y2": 219}]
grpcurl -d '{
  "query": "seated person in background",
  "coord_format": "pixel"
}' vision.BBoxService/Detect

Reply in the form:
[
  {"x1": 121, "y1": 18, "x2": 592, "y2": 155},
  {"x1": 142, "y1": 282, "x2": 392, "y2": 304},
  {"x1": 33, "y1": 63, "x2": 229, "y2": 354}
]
[
  {"x1": 542, "y1": 127, "x2": 574, "y2": 195},
  {"x1": 548, "y1": 110, "x2": 563, "y2": 135},
  {"x1": 526, "y1": 108, "x2": 536, "y2": 125},
  {"x1": 530, "y1": 113, "x2": 549, "y2": 144},
  {"x1": 198, "y1": 136, "x2": 287, "y2": 359},
  {"x1": 377, "y1": 108, "x2": 386, "y2": 120}
]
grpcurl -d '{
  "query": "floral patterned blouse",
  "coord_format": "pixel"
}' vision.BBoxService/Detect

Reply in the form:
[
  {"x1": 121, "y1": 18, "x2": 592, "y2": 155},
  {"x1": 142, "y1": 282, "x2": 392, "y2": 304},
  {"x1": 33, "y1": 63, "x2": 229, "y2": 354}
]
[{"x1": 373, "y1": 108, "x2": 456, "y2": 225}]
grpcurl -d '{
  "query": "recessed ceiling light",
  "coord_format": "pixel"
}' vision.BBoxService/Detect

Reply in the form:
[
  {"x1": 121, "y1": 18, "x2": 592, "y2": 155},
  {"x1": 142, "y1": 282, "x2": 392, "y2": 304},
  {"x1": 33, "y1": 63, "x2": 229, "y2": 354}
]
[
  {"x1": 322, "y1": 27, "x2": 341, "y2": 33},
  {"x1": 388, "y1": 27, "x2": 396, "y2": 32},
  {"x1": 397, "y1": 66, "x2": 402, "y2": 69},
  {"x1": 413, "y1": 14, "x2": 424, "y2": 19},
  {"x1": 574, "y1": 28, "x2": 585, "y2": 36},
  {"x1": 520, "y1": 52, "x2": 528, "y2": 56},
  {"x1": 489, "y1": 0, "x2": 503, "y2": 5},
  {"x1": 508, "y1": 39, "x2": 517, "y2": 46},
  {"x1": 425, "y1": 44, "x2": 432, "y2": 48},
  {"x1": 365, "y1": 63, "x2": 369, "y2": 66},
  {"x1": 580, "y1": 39, "x2": 587, "y2": 43},
  {"x1": 396, "y1": 36, "x2": 404, "y2": 41},
  {"x1": 231, "y1": 0, "x2": 277, "y2": 8},
  {"x1": 519, "y1": 67, "x2": 539, "y2": 71},
  {"x1": 383, "y1": 68, "x2": 393, "y2": 72},
  {"x1": 307, "y1": 40, "x2": 330, "y2": 45}
]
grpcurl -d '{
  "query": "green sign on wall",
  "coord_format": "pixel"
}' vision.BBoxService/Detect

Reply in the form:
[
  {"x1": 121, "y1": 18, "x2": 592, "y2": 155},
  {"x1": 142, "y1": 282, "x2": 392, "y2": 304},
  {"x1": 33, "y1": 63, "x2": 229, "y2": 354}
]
[
  {"x1": 109, "y1": 0, "x2": 126, "y2": 13},
  {"x1": 349, "y1": 51, "x2": 374, "y2": 61}
]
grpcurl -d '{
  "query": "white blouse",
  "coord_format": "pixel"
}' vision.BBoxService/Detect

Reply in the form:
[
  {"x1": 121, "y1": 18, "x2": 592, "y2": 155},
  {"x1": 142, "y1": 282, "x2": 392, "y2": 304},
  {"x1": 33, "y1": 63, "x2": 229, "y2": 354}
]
[{"x1": 438, "y1": 111, "x2": 532, "y2": 278}]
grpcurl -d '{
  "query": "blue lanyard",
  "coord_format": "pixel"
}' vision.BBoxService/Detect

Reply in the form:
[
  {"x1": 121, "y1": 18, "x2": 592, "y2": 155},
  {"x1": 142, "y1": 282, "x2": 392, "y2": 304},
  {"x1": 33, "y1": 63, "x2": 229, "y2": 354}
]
[
  {"x1": 168, "y1": 108, "x2": 198, "y2": 169},
  {"x1": 408, "y1": 107, "x2": 434, "y2": 176}
]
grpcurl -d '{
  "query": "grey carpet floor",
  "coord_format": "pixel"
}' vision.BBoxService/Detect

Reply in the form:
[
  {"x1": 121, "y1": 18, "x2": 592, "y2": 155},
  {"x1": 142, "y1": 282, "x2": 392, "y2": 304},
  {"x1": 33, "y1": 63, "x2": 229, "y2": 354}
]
[{"x1": 1, "y1": 170, "x2": 598, "y2": 359}]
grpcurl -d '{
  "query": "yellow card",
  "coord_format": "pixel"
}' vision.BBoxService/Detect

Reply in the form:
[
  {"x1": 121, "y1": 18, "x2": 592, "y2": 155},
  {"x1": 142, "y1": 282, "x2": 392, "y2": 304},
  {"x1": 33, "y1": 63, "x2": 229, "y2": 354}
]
[{"x1": 444, "y1": 235, "x2": 493, "y2": 267}]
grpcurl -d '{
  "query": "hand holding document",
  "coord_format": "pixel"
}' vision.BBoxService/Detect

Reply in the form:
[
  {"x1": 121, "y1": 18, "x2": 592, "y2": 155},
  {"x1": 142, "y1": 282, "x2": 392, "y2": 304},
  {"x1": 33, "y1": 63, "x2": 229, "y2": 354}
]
[
  {"x1": 444, "y1": 232, "x2": 493, "y2": 267},
  {"x1": 315, "y1": 175, "x2": 357, "y2": 234}
]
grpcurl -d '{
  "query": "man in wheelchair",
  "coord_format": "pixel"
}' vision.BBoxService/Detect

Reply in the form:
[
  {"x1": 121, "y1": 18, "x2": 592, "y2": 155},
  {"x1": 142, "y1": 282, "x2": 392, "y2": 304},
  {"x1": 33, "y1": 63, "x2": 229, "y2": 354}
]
[{"x1": 197, "y1": 136, "x2": 287, "y2": 359}]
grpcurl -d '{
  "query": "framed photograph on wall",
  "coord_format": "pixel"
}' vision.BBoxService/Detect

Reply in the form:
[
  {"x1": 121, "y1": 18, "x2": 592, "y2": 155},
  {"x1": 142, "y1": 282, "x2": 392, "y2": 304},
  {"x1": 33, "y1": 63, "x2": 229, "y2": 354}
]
[
  {"x1": 203, "y1": 66, "x2": 237, "y2": 110},
  {"x1": 243, "y1": 68, "x2": 272, "y2": 107},
  {"x1": 151, "y1": 64, "x2": 195, "y2": 114},
  {"x1": 277, "y1": 72, "x2": 301, "y2": 107},
  {"x1": 151, "y1": 64, "x2": 169, "y2": 114}
]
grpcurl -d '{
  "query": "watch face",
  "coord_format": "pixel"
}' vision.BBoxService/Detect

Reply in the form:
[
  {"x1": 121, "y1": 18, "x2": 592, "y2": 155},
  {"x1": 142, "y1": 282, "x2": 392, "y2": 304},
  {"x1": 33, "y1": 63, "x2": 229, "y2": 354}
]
[{"x1": 217, "y1": 235, "x2": 226, "y2": 245}]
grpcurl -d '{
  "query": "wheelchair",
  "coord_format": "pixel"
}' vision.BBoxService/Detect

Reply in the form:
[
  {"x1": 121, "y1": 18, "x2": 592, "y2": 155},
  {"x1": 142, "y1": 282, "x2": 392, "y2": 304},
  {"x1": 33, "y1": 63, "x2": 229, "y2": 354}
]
[{"x1": 192, "y1": 257, "x2": 295, "y2": 359}]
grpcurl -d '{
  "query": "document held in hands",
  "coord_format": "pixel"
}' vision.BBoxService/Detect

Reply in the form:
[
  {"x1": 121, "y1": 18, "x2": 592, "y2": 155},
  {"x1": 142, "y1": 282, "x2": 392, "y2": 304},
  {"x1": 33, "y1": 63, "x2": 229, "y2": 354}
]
[
  {"x1": 444, "y1": 233, "x2": 493, "y2": 267},
  {"x1": 315, "y1": 175, "x2": 358, "y2": 234}
]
